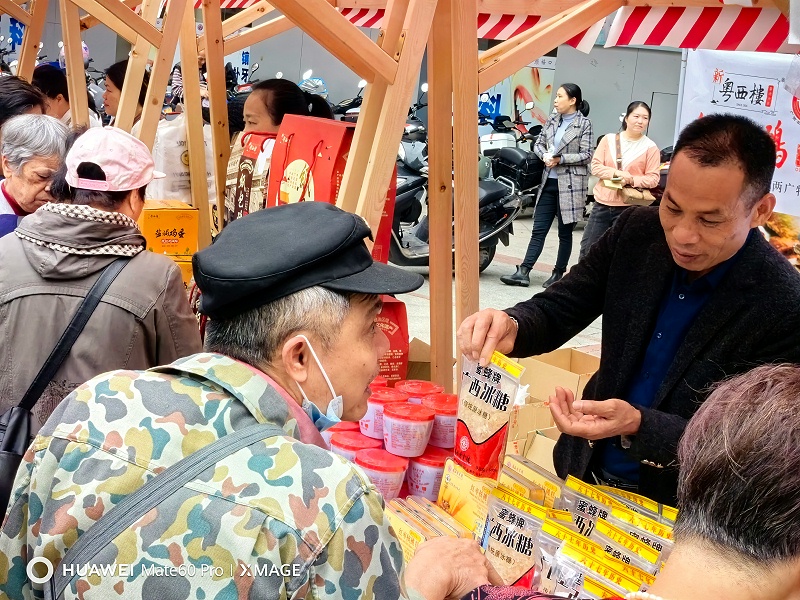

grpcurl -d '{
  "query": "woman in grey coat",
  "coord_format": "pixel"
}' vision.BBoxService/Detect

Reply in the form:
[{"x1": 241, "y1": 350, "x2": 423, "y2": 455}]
[{"x1": 501, "y1": 83, "x2": 593, "y2": 288}]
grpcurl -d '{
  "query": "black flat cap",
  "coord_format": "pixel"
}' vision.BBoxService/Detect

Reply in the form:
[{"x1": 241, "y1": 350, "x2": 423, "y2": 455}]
[{"x1": 193, "y1": 202, "x2": 424, "y2": 319}]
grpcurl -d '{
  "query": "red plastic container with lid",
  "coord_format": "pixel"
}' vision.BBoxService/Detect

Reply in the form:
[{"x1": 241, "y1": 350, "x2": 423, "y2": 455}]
[
  {"x1": 421, "y1": 393, "x2": 458, "y2": 449},
  {"x1": 407, "y1": 446, "x2": 452, "y2": 501},
  {"x1": 320, "y1": 421, "x2": 360, "y2": 449},
  {"x1": 370, "y1": 376, "x2": 389, "y2": 389},
  {"x1": 330, "y1": 431, "x2": 383, "y2": 462},
  {"x1": 355, "y1": 448, "x2": 409, "y2": 500},
  {"x1": 394, "y1": 380, "x2": 445, "y2": 404},
  {"x1": 382, "y1": 403, "x2": 435, "y2": 458},
  {"x1": 360, "y1": 388, "x2": 409, "y2": 440}
]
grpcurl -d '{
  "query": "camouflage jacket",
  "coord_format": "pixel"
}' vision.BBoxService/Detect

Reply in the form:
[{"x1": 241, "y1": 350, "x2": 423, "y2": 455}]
[{"x1": 0, "y1": 353, "x2": 405, "y2": 599}]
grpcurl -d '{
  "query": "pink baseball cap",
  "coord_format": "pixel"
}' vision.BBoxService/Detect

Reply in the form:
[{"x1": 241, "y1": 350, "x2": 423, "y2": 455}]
[{"x1": 65, "y1": 126, "x2": 165, "y2": 192}]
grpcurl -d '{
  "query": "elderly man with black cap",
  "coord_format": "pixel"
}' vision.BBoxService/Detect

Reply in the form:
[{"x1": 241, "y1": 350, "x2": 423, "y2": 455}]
[{"x1": 0, "y1": 202, "x2": 497, "y2": 600}]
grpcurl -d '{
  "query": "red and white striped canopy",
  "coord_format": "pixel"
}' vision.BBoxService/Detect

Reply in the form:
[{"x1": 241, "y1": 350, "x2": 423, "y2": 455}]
[
  {"x1": 605, "y1": 6, "x2": 797, "y2": 53},
  {"x1": 340, "y1": 8, "x2": 605, "y2": 53}
]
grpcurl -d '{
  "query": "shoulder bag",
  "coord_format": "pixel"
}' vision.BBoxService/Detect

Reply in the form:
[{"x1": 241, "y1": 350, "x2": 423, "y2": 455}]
[
  {"x1": 615, "y1": 134, "x2": 656, "y2": 206},
  {"x1": 0, "y1": 258, "x2": 129, "y2": 515}
]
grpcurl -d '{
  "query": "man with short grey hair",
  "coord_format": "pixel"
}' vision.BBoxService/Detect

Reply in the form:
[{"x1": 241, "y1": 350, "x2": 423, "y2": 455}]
[
  {"x1": 0, "y1": 113, "x2": 68, "y2": 237},
  {"x1": 1, "y1": 201, "x2": 497, "y2": 599}
]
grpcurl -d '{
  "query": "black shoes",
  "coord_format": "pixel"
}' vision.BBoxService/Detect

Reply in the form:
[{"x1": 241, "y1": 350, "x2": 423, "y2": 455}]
[
  {"x1": 542, "y1": 269, "x2": 564, "y2": 288},
  {"x1": 500, "y1": 265, "x2": 531, "y2": 287}
]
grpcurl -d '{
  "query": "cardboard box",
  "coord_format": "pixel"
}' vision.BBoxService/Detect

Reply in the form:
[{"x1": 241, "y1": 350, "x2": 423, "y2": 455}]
[
  {"x1": 505, "y1": 403, "x2": 555, "y2": 456},
  {"x1": 519, "y1": 347, "x2": 600, "y2": 402},
  {"x1": 174, "y1": 259, "x2": 194, "y2": 291},
  {"x1": 138, "y1": 199, "x2": 199, "y2": 257},
  {"x1": 524, "y1": 427, "x2": 560, "y2": 477}
]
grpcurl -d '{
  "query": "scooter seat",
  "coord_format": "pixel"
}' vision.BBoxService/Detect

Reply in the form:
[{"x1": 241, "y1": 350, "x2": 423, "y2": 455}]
[
  {"x1": 495, "y1": 146, "x2": 532, "y2": 167},
  {"x1": 479, "y1": 180, "x2": 508, "y2": 207}
]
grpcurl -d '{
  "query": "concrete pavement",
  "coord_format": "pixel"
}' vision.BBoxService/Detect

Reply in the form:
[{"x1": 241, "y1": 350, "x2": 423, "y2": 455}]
[{"x1": 395, "y1": 215, "x2": 603, "y2": 354}]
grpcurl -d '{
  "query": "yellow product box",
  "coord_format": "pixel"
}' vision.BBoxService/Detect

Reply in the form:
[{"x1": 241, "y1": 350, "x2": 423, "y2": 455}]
[
  {"x1": 437, "y1": 459, "x2": 497, "y2": 540},
  {"x1": 609, "y1": 505, "x2": 674, "y2": 541},
  {"x1": 518, "y1": 347, "x2": 600, "y2": 403},
  {"x1": 597, "y1": 485, "x2": 678, "y2": 523},
  {"x1": 406, "y1": 496, "x2": 473, "y2": 538},
  {"x1": 503, "y1": 454, "x2": 563, "y2": 509},
  {"x1": 386, "y1": 501, "x2": 436, "y2": 562},
  {"x1": 174, "y1": 258, "x2": 194, "y2": 291},
  {"x1": 497, "y1": 468, "x2": 545, "y2": 504},
  {"x1": 593, "y1": 518, "x2": 660, "y2": 568},
  {"x1": 138, "y1": 199, "x2": 199, "y2": 257}
]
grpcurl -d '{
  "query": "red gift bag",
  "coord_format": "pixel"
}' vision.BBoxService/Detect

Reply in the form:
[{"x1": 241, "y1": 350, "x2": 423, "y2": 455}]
[
  {"x1": 376, "y1": 296, "x2": 409, "y2": 385},
  {"x1": 267, "y1": 115, "x2": 355, "y2": 206},
  {"x1": 371, "y1": 166, "x2": 397, "y2": 264}
]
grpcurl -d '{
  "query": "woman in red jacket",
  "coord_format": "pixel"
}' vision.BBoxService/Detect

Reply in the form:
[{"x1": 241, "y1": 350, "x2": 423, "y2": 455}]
[{"x1": 579, "y1": 101, "x2": 661, "y2": 259}]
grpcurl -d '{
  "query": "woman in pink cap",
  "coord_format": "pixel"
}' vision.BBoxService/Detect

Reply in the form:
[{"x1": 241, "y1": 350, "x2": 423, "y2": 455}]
[{"x1": 0, "y1": 126, "x2": 202, "y2": 428}]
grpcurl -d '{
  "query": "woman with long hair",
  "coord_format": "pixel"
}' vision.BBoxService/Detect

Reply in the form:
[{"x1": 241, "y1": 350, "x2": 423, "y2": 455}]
[
  {"x1": 501, "y1": 83, "x2": 593, "y2": 288},
  {"x1": 579, "y1": 101, "x2": 660, "y2": 259}
]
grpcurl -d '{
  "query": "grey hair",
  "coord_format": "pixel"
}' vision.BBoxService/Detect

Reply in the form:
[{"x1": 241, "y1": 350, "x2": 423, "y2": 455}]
[
  {"x1": 1, "y1": 114, "x2": 68, "y2": 173},
  {"x1": 204, "y1": 286, "x2": 357, "y2": 369}
]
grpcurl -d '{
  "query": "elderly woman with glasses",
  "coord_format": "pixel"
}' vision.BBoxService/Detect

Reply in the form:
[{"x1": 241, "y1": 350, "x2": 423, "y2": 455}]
[{"x1": 0, "y1": 113, "x2": 68, "y2": 238}]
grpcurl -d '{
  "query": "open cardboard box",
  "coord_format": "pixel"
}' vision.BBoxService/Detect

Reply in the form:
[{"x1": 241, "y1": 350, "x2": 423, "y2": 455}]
[
  {"x1": 407, "y1": 337, "x2": 457, "y2": 382},
  {"x1": 519, "y1": 347, "x2": 600, "y2": 402}
]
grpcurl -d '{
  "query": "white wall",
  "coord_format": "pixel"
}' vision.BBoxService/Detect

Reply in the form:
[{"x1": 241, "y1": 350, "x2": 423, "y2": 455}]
[{"x1": 552, "y1": 45, "x2": 682, "y2": 150}]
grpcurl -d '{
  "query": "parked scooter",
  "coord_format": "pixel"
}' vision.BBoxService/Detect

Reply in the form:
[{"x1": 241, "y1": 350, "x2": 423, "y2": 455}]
[
  {"x1": 333, "y1": 79, "x2": 367, "y2": 122},
  {"x1": 478, "y1": 98, "x2": 541, "y2": 157},
  {"x1": 390, "y1": 85, "x2": 532, "y2": 272}
]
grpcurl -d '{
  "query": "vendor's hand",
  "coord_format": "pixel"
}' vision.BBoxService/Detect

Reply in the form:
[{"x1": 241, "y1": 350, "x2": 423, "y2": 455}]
[
  {"x1": 549, "y1": 386, "x2": 641, "y2": 440},
  {"x1": 457, "y1": 309, "x2": 517, "y2": 367},
  {"x1": 404, "y1": 537, "x2": 502, "y2": 600},
  {"x1": 545, "y1": 156, "x2": 561, "y2": 169}
]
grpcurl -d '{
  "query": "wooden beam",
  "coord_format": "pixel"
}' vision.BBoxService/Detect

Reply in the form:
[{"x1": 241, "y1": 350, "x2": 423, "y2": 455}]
[
  {"x1": 335, "y1": 0, "x2": 783, "y2": 11},
  {"x1": 80, "y1": 0, "x2": 138, "y2": 32},
  {"x1": 479, "y1": 0, "x2": 622, "y2": 91},
  {"x1": 269, "y1": 0, "x2": 398, "y2": 83},
  {"x1": 353, "y1": 0, "x2": 437, "y2": 230},
  {"x1": 452, "y1": 0, "x2": 479, "y2": 331},
  {"x1": 427, "y1": 0, "x2": 454, "y2": 391},
  {"x1": 116, "y1": 0, "x2": 160, "y2": 132},
  {"x1": 198, "y1": 0, "x2": 274, "y2": 52},
  {"x1": 180, "y1": 2, "x2": 213, "y2": 249},
  {"x1": 71, "y1": 0, "x2": 162, "y2": 46},
  {"x1": 78, "y1": 2, "x2": 138, "y2": 43},
  {"x1": 223, "y1": 14, "x2": 295, "y2": 54},
  {"x1": 16, "y1": 0, "x2": 47, "y2": 80},
  {"x1": 138, "y1": 0, "x2": 188, "y2": 149},
  {"x1": 337, "y1": 0, "x2": 409, "y2": 213},
  {"x1": 60, "y1": 0, "x2": 90, "y2": 128},
  {"x1": 0, "y1": 0, "x2": 30, "y2": 25},
  {"x1": 201, "y1": 0, "x2": 231, "y2": 228}
]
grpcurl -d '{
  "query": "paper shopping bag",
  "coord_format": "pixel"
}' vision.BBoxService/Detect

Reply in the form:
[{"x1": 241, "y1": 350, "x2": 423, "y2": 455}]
[{"x1": 267, "y1": 115, "x2": 355, "y2": 206}]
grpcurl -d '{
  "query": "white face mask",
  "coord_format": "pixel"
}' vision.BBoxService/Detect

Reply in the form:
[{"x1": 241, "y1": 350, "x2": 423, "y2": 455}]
[{"x1": 295, "y1": 335, "x2": 343, "y2": 429}]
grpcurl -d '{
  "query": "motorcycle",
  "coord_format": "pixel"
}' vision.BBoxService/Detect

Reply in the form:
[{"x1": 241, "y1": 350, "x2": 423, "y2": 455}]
[
  {"x1": 478, "y1": 98, "x2": 541, "y2": 158},
  {"x1": 333, "y1": 79, "x2": 367, "y2": 122},
  {"x1": 389, "y1": 86, "x2": 532, "y2": 273}
]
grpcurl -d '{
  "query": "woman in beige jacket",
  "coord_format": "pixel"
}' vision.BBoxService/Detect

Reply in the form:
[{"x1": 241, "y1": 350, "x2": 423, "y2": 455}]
[
  {"x1": 579, "y1": 101, "x2": 661, "y2": 259},
  {"x1": 0, "y1": 127, "x2": 202, "y2": 428}
]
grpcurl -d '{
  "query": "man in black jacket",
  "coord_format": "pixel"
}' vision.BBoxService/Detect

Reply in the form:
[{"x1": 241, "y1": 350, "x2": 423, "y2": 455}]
[{"x1": 458, "y1": 114, "x2": 800, "y2": 504}]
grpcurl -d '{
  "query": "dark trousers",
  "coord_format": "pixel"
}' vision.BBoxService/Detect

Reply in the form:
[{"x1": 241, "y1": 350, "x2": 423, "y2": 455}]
[
  {"x1": 579, "y1": 203, "x2": 628, "y2": 260},
  {"x1": 522, "y1": 179, "x2": 575, "y2": 272}
]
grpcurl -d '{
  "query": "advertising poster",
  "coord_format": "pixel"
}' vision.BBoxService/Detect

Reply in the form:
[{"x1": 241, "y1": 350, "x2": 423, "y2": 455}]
[
  {"x1": 479, "y1": 56, "x2": 557, "y2": 132},
  {"x1": 679, "y1": 49, "x2": 800, "y2": 266}
]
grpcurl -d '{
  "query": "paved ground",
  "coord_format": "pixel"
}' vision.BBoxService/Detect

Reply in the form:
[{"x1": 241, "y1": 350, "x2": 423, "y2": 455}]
[{"x1": 395, "y1": 215, "x2": 603, "y2": 355}]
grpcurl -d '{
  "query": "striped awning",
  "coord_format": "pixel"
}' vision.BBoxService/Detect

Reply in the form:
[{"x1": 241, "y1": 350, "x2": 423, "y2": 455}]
[
  {"x1": 197, "y1": 1, "x2": 605, "y2": 53},
  {"x1": 605, "y1": 6, "x2": 798, "y2": 53},
  {"x1": 341, "y1": 8, "x2": 605, "y2": 53}
]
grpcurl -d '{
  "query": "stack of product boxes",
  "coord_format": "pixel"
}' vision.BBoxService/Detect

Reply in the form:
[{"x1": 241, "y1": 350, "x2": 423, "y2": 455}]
[{"x1": 137, "y1": 200, "x2": 199, "y2": 291}]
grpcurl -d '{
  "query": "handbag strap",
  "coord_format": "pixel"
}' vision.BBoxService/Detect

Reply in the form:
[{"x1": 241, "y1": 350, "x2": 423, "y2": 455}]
[
  {"x1": 43, "y1": 422, "x2": 286, "y2": 600},
  {"x1": 17, "y1": 258, "x2": 129, "y2": 412},
  {"x1": 615, "y1": 134, "x2": 623, "y2": 171}
]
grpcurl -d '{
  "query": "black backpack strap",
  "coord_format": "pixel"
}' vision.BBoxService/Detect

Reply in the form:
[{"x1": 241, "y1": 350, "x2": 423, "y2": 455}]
[
  {"x1": 18, "y1": 258, "x2": 129, "y2": 412},
  {"x1": 43, "y1": 422, "x2": 286, "y2": 600}
]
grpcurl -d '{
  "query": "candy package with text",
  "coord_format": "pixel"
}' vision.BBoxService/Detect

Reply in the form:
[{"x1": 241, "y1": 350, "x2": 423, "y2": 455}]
[
  {"x1": 503, "y1": 454, "x2": 564, "y2": 509},
  {"x1": 455, "y1": 353, "x2": 524, "y2": 479}
]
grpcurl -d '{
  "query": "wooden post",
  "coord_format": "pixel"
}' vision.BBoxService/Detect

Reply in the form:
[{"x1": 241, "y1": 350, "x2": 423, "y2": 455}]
[
  {"x1": 116, "y1": 0, "x2": 160, "y2": 132},
  {"x1": 0, "y1": 0, "x2": 29, "y2": 27},
  {"x1": 353, "y1": 0, "x2": 438, "y2": 235},
  {"x1": 16, "y1": 0, "x2": 47, "y2": 81},
  {"x1": 451, "y1": 0, "x2": 479, "y2": 333},
  {"x1": 59, "y1": 0, "x2": 90, "y2": 128},
  {"x1": 337, "y1": 0, "x2": 409, "y2": 214},
  {"x1": 223, "y1": 15, "x2": 295, "y2": 54},
  {"x1": 180, "y1": 0, "x2": 212, "y2": 249},
  {"x1": 197, "y1": 0, "x2": 275, "y2": 52},
  {"x1": 427, "y1": 0, "x2": 454, "y2": 391},
  {"x1": 137, "y1": 0, "x2": 190, "y2": 149},
  {"x1": 201, "y1": 0, "x2": 231, "y2": 227}
]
